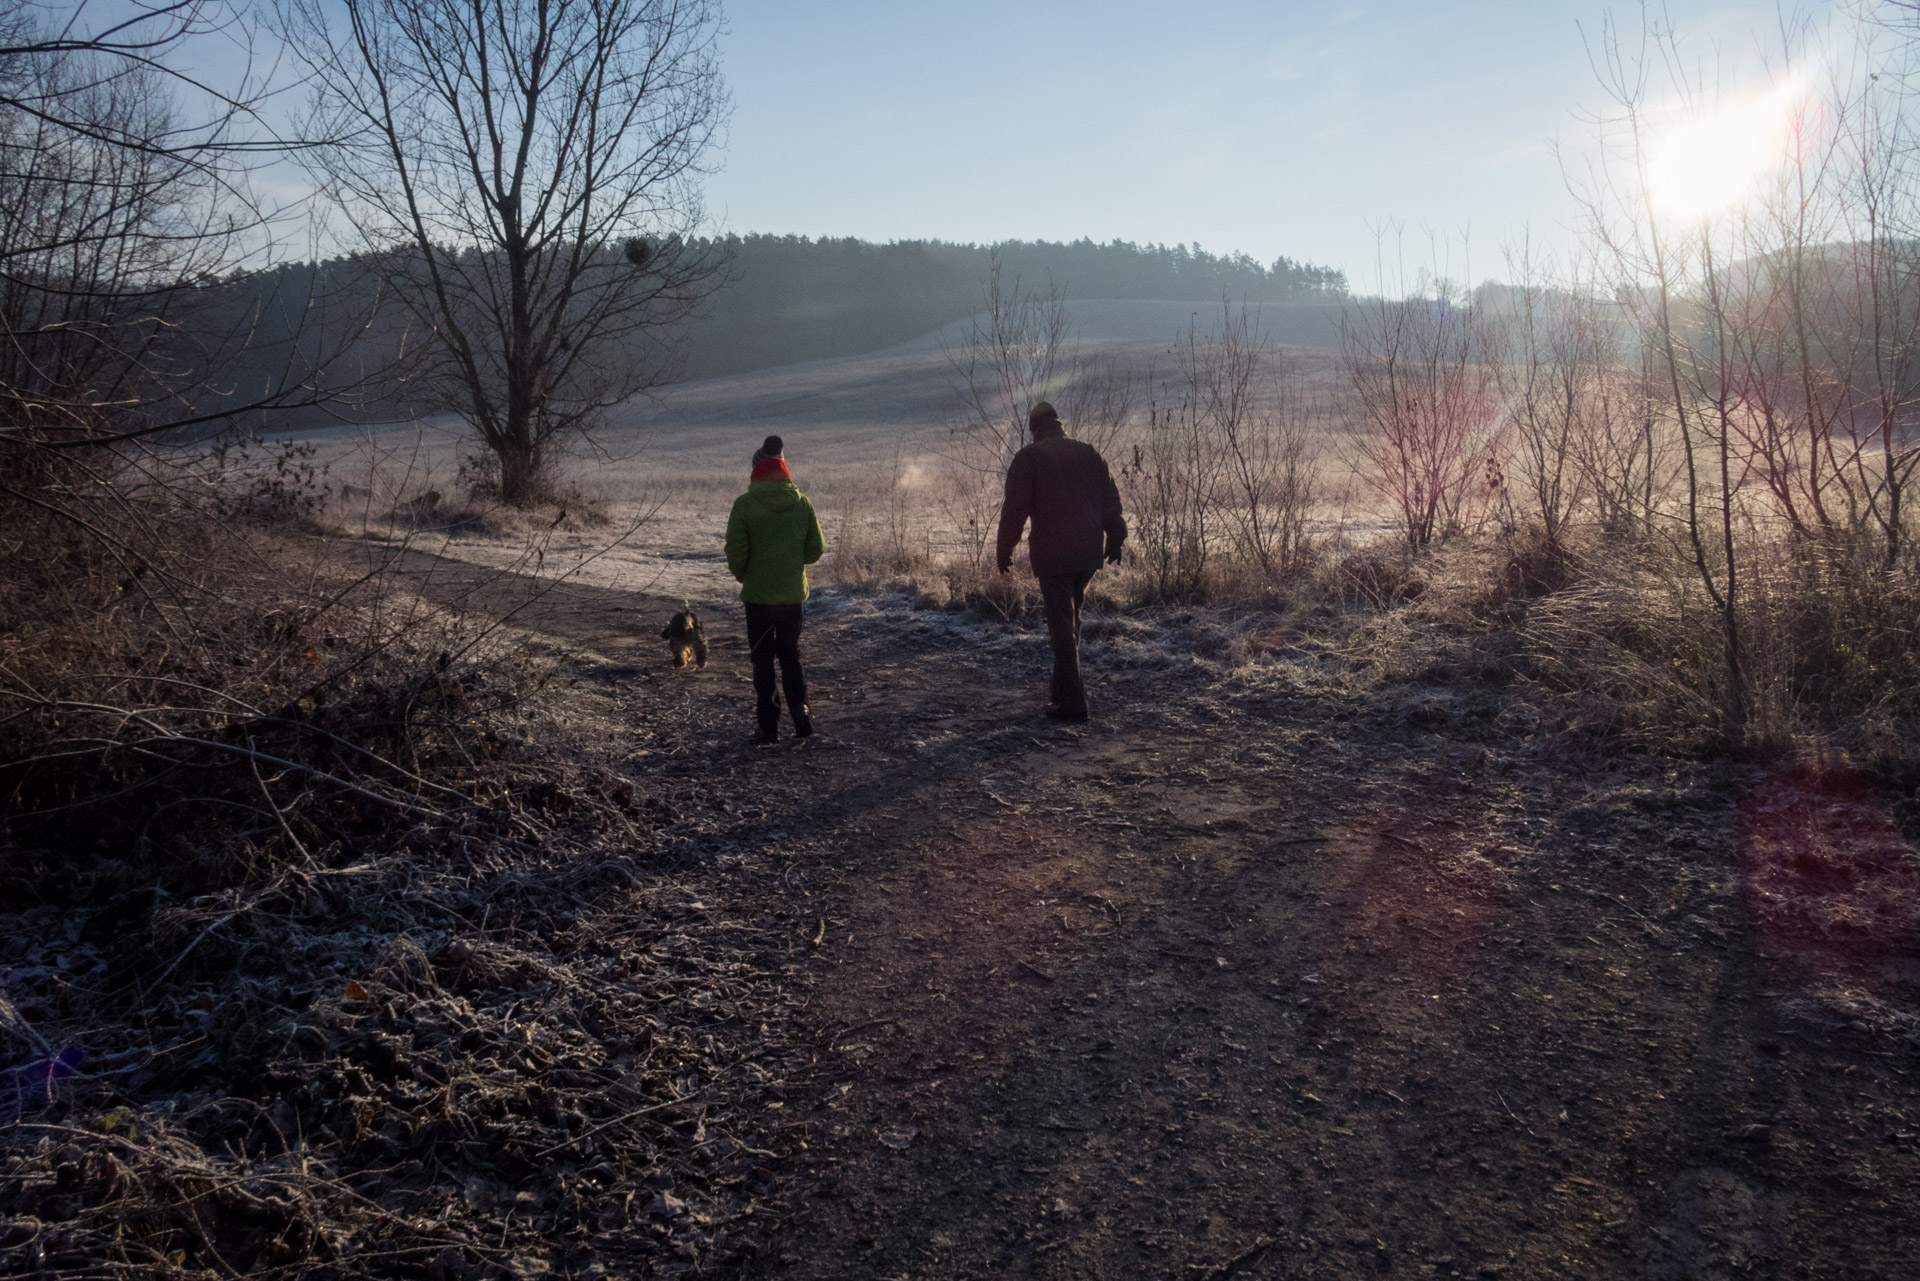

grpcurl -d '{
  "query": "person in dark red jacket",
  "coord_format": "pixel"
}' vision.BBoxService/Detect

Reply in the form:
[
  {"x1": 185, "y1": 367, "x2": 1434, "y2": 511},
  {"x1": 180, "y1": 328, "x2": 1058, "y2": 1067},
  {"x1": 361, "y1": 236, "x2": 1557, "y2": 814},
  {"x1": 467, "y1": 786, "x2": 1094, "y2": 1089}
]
[{"x1": 995, "y1": 401, "x2": 1126, "y2": 722}]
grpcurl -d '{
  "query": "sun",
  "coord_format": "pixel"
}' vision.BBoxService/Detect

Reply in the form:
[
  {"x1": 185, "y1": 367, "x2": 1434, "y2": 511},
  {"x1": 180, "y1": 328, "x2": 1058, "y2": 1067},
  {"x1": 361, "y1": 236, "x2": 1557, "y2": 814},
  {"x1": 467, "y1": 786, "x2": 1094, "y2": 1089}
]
[{"x1": 1646, "y1": 77, "x2": 1806, "y2": 222}]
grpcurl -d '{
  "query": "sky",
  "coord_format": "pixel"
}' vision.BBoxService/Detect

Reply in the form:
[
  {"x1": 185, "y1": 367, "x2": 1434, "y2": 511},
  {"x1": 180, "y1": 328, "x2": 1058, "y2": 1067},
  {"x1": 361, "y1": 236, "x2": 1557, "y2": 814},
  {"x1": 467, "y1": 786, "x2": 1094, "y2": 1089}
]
[{"x1": 702, "y1": 0, "x2": 1829, "y2": 288}]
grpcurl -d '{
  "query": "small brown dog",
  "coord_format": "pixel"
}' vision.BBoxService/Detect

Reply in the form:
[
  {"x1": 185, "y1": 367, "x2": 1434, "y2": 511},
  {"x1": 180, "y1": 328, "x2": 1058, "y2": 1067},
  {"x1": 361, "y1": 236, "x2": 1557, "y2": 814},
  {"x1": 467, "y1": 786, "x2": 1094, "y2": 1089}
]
[{"x1": 661, "y1": 603, "x2": 708, "y2": 670}]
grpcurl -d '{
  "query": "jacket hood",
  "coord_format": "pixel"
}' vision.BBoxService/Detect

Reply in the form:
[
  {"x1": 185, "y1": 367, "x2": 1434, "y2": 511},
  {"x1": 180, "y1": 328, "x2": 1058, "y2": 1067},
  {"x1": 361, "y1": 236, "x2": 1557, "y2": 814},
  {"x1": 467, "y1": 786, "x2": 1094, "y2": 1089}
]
[{"x1": 748, "y1": 478, "x2": 801, "y2": 512}]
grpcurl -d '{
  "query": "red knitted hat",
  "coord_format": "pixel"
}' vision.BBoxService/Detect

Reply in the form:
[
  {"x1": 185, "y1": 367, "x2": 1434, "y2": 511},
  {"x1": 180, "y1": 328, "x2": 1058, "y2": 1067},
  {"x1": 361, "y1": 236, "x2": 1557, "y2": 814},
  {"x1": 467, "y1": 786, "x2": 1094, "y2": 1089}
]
[{"x1": 751, "y1": 455, "x2": 792, "y2": 483}]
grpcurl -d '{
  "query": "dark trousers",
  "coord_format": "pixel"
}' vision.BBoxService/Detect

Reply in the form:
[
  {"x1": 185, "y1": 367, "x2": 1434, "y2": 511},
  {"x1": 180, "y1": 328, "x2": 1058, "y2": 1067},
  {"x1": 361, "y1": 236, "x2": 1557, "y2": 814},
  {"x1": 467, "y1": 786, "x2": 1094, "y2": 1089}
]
[
  {"x1": 1039, "y1": 570, "x2": 1096, "y2": 716},
  {"x1": 744, "y1": 602, "x2": 808, "y2": 733}
]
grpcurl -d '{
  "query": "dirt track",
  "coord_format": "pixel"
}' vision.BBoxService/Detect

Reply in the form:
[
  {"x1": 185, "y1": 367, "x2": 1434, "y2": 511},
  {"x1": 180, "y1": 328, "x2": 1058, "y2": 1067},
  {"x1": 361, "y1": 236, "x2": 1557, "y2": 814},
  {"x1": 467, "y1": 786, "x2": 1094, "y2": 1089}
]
[{"x1": 435, "y1": 554, "x2": 1919, "y2": 1280}]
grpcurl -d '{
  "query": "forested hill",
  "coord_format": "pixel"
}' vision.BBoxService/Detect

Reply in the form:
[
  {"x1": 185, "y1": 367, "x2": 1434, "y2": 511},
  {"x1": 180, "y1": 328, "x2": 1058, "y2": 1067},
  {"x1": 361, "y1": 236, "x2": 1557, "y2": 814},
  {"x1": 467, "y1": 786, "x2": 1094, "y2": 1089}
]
[
  {"x1": 199, "y1": 236, "x2": 1347, "y2": 430},
  {"x1": 674, "y1": 235, "x2": 1348, "y2": 378}
]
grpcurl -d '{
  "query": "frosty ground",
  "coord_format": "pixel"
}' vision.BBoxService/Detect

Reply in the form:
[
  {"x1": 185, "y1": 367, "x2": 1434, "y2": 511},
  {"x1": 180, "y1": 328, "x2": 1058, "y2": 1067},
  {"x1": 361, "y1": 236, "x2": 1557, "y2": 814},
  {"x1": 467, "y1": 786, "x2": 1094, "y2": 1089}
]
[
  {"x1": 406, "y1": 554, "x2": 1920, "y2": 1280},
  {"x1": 6, "y1": 540, "x2": 1917, "y2": 1280}
]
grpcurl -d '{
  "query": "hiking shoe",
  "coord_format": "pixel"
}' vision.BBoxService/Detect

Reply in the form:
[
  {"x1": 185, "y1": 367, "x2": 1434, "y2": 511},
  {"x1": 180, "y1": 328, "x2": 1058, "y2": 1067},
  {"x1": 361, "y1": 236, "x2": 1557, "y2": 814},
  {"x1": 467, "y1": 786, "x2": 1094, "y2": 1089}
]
[
  {"x1": 793, "y1": 706, "x2": 814, "y2": 738},
  {"x1": 1044, "y1": 705, "x2": 1089, "y2": 723}
]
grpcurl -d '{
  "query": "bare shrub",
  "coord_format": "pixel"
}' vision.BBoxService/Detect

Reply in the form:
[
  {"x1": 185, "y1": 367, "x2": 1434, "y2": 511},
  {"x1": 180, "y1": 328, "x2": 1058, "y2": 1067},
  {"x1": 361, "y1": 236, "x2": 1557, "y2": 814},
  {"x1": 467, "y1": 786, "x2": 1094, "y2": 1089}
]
[
  {"x1": 1190, "y1": 303, "x2": 1321, "y2": 580},
  {"x1": 1490, "y1": 248, "x2": 1618, "y2": 547},
  {"x1": 1341, "y1": 247, "x2": 1504, "y2": 549},
  {"x1": 1115, "y1": 304, "x2": 1321, "y2": 605},
  {"x1": 1571, "y1": 331, "x2": 1683, "y2": 539},
  {"x1": 1564, "y1": 10, "x2": 1920, "y2": 750},
  {"x1": 1521, "y1": 525, "x2": 1920, "y2": 762},
  {"x1": 1123, "y1": 393, "x2": 1216, "y2": 604},
  {"x1": 1322, "y1": 542, "x2": 1428, "y2": 609},
  {"x1": 943, "y1": 559, "x2": 1042, "y2": 623}
]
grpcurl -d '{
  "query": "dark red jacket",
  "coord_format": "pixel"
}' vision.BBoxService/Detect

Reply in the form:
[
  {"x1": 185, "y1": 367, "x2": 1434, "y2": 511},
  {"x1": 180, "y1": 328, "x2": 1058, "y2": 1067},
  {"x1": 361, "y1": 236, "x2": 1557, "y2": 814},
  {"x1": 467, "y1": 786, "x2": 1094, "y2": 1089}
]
[{"x1": 996, "y1": 430, "x2": 1126, "y2": 578}]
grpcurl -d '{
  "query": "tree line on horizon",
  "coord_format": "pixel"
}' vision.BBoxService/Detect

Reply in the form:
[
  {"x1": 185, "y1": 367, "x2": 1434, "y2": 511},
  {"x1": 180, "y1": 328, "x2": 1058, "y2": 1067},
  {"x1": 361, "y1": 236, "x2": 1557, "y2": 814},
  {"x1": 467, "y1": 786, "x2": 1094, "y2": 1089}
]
[
  {"x1": 676, "y1": 234, "x2": 1346, "y2": 377},
  {"x1": 198, "y1": 234, "x2": 1348, "y2": 429}
]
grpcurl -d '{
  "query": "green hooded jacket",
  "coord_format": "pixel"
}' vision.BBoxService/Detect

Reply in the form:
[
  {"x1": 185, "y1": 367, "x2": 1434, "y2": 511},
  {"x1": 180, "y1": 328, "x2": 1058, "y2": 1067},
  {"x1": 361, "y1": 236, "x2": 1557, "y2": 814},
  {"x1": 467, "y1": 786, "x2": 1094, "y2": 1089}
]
[{"x1": 725, "y1": 478, "x2": 826, "y2": 604}]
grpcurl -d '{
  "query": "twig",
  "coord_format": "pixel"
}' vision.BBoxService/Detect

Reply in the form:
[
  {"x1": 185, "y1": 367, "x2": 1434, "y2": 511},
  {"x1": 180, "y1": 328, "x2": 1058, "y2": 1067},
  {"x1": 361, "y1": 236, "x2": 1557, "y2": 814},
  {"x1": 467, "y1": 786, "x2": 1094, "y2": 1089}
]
[
  {"x1": 248, "y1": 736, "x2": 315, "y2": 865},
  {"x1": 1196, "y1": 1235, "x2": 1276, "y2": 1279},
  {"x1": 1496, "y1": 1090, "x2": 1536, "y2": 1137},
  {"x1": 532, "y1": 1091, "x2": 698, "y2": 1158},
  {"x1": 123, "y1": 735, "x2": 439, "y2": 820}
]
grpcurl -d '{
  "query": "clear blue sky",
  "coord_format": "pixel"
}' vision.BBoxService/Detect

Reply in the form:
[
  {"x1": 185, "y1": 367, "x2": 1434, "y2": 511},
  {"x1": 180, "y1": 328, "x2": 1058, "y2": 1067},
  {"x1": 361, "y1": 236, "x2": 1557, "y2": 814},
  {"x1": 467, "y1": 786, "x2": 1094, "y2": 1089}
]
[{"x1": 704, "y1": 0, "x2": 1811, "y2": 287}]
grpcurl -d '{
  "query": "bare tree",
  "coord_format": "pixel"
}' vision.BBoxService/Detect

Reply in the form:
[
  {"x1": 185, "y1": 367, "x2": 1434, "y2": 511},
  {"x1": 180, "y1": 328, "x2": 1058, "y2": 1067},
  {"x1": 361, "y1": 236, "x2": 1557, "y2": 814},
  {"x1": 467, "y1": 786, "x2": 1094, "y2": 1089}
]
[
  {"x1": 0, "y1": 1, "x2": 336, "y2": 455},
  {"x1": 1573, "y1": 7, "x2": 1920, "y2": 747},
  {"x1": 1576, "y1": 14, "x2": 1800, "y2": 746},
  {"x1": 285, "y1": 0, "x2": 728, "y2": 504},
  {"x1": 0, "y1": 0, "x2": 279, "y2": 173}
]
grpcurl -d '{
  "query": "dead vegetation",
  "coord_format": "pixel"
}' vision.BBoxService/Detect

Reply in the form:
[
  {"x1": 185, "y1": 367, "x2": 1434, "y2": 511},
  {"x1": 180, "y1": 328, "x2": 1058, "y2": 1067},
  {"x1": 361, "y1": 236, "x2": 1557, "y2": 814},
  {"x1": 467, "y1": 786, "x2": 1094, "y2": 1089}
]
[{"x1": 0, "y1": 434, "x2": 800, "y2": 1277}]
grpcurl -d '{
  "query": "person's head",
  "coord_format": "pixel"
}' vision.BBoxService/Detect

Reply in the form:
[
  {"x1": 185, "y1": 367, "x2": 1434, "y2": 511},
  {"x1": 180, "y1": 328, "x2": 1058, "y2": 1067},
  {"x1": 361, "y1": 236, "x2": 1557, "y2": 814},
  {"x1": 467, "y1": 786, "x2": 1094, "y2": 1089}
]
[
  {"x1": 1028, "y1": 402, "x2": 1063, "y2": 440},
  {"x1": 750, "y1": 434, "x2": 792, "y2": 483}
]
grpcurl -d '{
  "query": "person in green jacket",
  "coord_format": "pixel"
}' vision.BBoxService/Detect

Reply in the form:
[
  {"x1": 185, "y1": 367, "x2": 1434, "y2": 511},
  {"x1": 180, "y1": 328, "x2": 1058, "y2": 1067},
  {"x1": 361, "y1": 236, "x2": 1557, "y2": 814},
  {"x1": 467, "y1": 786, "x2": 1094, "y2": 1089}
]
[{"x1": 724, "y1": 435, "x2": 826, "y2": 742}]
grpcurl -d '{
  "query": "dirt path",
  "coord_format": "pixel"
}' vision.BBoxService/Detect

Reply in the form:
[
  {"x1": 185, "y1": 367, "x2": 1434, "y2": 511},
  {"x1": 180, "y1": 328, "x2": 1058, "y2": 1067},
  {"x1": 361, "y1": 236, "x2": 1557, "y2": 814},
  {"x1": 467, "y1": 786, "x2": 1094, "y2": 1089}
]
[{"x1": 428, "y1": 554, "x2": 1919, "y2": 1280}]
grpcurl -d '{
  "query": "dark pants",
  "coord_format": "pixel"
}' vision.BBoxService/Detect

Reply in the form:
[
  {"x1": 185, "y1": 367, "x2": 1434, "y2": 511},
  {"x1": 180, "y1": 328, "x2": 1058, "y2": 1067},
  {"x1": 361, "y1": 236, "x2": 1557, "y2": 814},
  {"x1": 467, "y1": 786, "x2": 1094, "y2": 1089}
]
[
  {"x1": 1039, "y1": 570, "x2": 1096, "y2": 717},
  {"x1": 744, "y1": 602, "x2": 808, "y2": 735}
]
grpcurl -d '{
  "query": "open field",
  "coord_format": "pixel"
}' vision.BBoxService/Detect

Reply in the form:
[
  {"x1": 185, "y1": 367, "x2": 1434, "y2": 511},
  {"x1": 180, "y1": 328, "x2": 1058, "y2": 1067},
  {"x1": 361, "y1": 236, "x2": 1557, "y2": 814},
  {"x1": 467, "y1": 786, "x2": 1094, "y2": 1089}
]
[{"x1": 289, "y1": 300, "x2": 1359, "y2": 606}]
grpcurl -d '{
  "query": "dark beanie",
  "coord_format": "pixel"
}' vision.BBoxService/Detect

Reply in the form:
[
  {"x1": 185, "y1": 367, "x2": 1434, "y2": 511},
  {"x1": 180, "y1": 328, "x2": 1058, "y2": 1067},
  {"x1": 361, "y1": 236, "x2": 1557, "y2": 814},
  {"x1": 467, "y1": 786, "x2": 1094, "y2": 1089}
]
[{"x1": 756, "y1": 434, "x2": 784, "y2": 459}]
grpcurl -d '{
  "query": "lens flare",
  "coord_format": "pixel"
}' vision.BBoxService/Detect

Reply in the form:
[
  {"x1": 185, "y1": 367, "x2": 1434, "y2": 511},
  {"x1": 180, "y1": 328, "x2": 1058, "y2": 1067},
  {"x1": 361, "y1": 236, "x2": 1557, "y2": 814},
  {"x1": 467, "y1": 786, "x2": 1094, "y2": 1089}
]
[{"x1": 1646, "y1": 76, "x2": 1806, "y2": 222}]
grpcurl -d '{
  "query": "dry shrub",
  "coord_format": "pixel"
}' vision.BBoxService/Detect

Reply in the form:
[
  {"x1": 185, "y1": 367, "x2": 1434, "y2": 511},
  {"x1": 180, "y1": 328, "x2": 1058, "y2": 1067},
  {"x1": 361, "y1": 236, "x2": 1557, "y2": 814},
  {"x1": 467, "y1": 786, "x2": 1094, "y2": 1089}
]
[
  {"x1": 1199, "y1": 552, "x2": 1317, "y2": 612},
  {"x1": 1519, "y1": 530, "x2": 1920, "y2": 762},
  {"x1": 823, "y1": 456, "x2": 936, "y2": 589},
  {"x1": 1743, "y1": 536, "x2": 1920, "y2": 761},
  {"x1": 1320, "y1": 543, "x2": 1428, "y2": 609},
  {"x1": 1519, "y1": 542, "x2": 1723, "y2": 749},
  {"x1": 824, "y1": 515, "x2": 932, "y2": 588},
  {"x1": 1388, "y1": 525, "x2": 1586, "y2": 627},
  {"x1": 0, "y1": 440, "x2": 791, "y2": 1278},
  {"x1": 942, "y1": 559, "x2": 1042, "y2": 623},
  {"x1": 0, "y1": 438, "x2": 508, "y2": 909}
]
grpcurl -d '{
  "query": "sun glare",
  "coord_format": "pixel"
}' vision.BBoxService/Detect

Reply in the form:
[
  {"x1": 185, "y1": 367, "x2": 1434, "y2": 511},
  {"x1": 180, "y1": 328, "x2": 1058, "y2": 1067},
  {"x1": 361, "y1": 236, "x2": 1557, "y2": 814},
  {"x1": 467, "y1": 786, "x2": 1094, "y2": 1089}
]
[{"x1": 1646, "y1": 77, "x2": 1806, "y2": 222}]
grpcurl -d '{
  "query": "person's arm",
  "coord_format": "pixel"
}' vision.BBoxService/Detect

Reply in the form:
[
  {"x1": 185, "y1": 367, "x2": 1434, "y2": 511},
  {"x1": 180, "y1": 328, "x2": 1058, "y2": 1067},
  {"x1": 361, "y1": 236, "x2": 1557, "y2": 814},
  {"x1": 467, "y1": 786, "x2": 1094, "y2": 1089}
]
[
  {"x1": 1099, "y1": 454, "x2": 1126, "y2": 562},
  {"x1": 995, "y1": 450, "x2": 1033, "y2": 574},
  {"x1": 724, "y1": 497, "x2": 750, "y2": 581},
  {"x1": 801, "y1": 498, "x2": 825, "y2": 565}
]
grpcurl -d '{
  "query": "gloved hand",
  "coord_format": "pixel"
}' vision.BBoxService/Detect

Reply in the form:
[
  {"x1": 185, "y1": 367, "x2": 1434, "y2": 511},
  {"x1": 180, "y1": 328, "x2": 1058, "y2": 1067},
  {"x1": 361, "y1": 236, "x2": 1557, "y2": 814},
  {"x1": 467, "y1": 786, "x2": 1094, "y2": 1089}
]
[
  {"x1": 1104, "y1": 537, "x2": 1125, "y2": 565},
  {"x1": 997, "y1": 559, "x2": 1013, "y2": 576}
]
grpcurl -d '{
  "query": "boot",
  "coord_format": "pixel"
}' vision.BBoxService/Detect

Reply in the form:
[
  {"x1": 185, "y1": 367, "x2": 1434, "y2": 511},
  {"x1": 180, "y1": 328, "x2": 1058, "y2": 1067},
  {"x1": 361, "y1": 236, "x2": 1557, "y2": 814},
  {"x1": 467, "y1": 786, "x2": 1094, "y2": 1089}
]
[
  {"x1": 755, "y1": 704, "x2": 781, "y2": 744},
  {"x1": 792, "y1": 704, "x2": 814, "y2": 738}
]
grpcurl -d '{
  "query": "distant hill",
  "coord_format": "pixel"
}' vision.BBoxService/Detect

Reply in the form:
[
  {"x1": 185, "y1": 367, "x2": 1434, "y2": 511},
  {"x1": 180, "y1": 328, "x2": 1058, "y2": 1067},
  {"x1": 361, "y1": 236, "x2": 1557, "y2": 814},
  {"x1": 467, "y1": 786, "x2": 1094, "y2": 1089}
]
[
  {"x1": 674, "y1": 235, "x2": 1348, "y2": 378},
  {"x1": 191, "y1": 236, "x2": 1348, "y2": 430}
]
